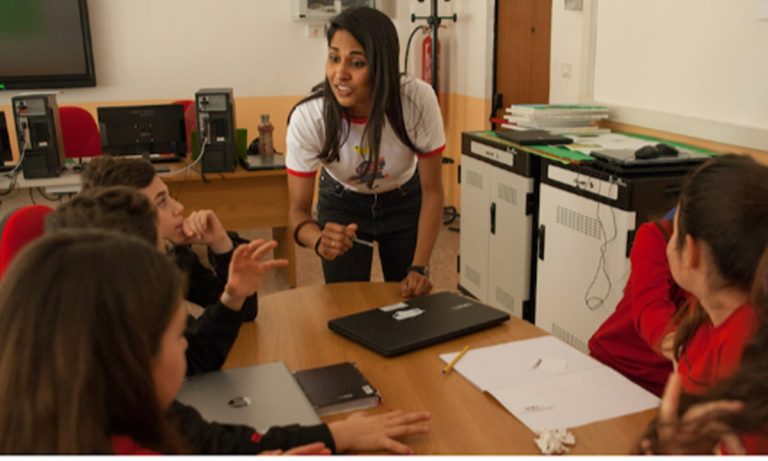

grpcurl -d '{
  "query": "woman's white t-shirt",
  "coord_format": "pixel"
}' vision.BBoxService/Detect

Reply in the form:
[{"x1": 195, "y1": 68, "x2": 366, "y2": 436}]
[{"x1": 286, "y1": 75, "x2": 446, "y2": 193}]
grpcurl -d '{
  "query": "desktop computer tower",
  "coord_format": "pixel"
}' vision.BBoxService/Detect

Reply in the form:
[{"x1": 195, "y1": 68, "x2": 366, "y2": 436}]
[
  {"x1": 195, "y1": 88, "x2": 237, "y2": 173},
  {"x1": 11, "y1": 94, "x2": 64, "y2": 178}
]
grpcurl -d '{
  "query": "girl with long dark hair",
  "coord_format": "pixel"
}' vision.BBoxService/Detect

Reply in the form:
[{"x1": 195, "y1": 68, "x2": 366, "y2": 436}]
[{"x1": 287, "y1": 6, "x2": 445, "y2": 297}]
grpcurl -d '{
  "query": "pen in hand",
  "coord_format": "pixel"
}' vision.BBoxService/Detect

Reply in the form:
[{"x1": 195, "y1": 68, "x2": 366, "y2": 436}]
[
  {"x1": 442, "y1": 345, "x2": 470, "y2": 375},
  {"x1": 352, "y1": 237, "x2": 374, "y2": 247}
]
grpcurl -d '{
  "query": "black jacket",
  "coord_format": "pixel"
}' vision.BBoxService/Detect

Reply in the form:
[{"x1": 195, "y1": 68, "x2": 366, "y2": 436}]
[{"x1": 167, "y1": 401, "x2": 336, "y2": 454}]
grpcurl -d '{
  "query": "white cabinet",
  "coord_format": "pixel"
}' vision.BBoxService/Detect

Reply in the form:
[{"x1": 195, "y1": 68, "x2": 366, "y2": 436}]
[
  {"x1": 534, "y1": 181, "x2": 634, "y2": 353},
  {"x1": 459, "y1": 139, "x2": 536, "y2": 319}
]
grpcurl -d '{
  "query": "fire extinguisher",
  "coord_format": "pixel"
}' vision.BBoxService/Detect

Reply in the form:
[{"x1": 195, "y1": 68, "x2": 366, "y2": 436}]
[{"x1": 421, "y1": 32, "x2": 441, "y2": 91}]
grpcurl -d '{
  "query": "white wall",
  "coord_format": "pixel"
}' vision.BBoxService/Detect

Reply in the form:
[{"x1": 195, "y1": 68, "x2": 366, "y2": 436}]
[
  {"x1": 0, "y1": 0, "x2": 494, "y2": 106},
  {"x1": 548, "y1": 0, "x2": 768, "y2": 150}
]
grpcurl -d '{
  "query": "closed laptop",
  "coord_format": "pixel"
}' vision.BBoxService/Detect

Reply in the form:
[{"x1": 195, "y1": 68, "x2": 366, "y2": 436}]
[
  {"x1": 176, "y1": 362, "x2": 321, "y2": 432},
  {"x1": 328, "y1": 291, "x2": 510, "y2": 357}
]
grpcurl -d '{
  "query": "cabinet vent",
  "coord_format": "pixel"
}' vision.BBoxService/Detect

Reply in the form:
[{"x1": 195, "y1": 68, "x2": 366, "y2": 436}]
[
  {"x1": 495, "y1": 286, "x2": 515, "y2": 314},
  {"x1": 556, "y1": 205, "x2": 602, "y2": 240},
  {"x1": 552, "y1": 323, "x2": 588, "y2": 353},
  {"x1": 464, "y1": 264, "x2": 481, "y2": 287},
  {"x1": 466, "y1": 169, "x2": 484, "y2": 190},
  {"x1": 497, "y1": 182, "x2": 518, "y2": 206}
]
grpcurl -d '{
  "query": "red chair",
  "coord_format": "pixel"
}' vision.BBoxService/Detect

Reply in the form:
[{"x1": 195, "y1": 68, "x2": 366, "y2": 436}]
[
  {"x1": 59, "y1": 106, "x2": 102, "y2": 159},
  {"x1": 171, "y1": 99, "x2": 196, "y2": 155},
  {"x1": 0, "y1": 205, "x2": 54, "y2": 278}
]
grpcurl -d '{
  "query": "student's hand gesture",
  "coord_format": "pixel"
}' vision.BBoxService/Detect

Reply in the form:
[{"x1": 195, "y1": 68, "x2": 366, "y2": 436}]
[
  {"x1": 328, "y1": 409, "x2": 430, "y2": 454},
  {"x1": 220, "y1": 239, "x2": 288, "y2": 311},
  {"x1": 401, "y1": 271, "x2": 432, "y2": 298},
  {"x1": 182, "y1": 209, "x2": 232, "y2": 253},
  {"x1": 260, "y1": 442, "x2": 331, "y2": 455},
  {"x1": 638, "y1": 373, "x2": 745, "y2": 455},
  {"x1": 316, "y1": 222, "x2": 358, "y2": 260}
]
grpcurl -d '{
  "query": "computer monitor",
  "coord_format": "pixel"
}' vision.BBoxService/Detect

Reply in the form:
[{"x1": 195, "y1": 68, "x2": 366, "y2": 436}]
[
  {"x1": 97, "y1": 104, "x2": 186, "y2": 162},
  {"x1": 0, "y1": 112, "x2": 14, "y2": 171}
]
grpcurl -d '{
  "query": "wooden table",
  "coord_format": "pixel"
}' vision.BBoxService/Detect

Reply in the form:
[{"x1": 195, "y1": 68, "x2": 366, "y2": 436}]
[
  {"x1": 223, "y1": 282, "x2": 655, "y2": 455},
  {"x1": 161, "y1": 166, "x2": 296, "y2": 287}
]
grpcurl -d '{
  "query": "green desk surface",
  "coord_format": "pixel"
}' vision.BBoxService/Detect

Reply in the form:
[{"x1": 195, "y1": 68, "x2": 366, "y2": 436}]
[{"x1": 469, "y1": 130, "x2": 717, "y2": 165}]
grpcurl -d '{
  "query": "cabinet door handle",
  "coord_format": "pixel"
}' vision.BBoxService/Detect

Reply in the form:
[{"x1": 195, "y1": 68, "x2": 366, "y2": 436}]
[
  {"x1": 538, "y1": 224, "x2": 546, "y2": 260},
  {"x1": 490, "y1": 202, "x2": 496, "y2": 235}
]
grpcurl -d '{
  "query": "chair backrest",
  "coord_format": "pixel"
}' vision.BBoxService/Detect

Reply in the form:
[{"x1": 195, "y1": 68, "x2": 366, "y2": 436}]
[
  {"x1": 59, "y1": 106, "x2": 102, "y2": 159},
  {"x1": 171, "y1": 99, "x2": 196, "y2": 155},
  {"x1": 0, "y1": 205, "x2": 54, "y2": 278}
]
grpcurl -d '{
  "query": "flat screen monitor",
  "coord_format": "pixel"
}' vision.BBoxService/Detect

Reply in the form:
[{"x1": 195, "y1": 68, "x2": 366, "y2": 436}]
[
  {"x1": 0, "y1": 112, "x2": 14, "y2": 170},
  {"x1": 0, "y1": 0, "x2": 96, "y2": 90},
  {"x1": 97, "y1": 104, "x2": 186, "y2": 162}
]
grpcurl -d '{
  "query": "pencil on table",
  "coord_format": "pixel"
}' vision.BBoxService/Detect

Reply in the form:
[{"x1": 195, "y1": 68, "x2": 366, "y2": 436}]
[{"x1": 442, "y1": 345, "x2": 470, "y2": 375}]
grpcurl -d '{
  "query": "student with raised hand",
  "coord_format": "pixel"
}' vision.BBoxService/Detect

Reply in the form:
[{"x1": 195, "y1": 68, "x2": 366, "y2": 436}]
[
  {"x1": 81, "y1": 156, "x2": 261, "y2": 321},
  {"x1": 43, "y1": 191, "x2": 431, "y2": 455},
  {"x1": 286, "y1": 6, "x2": 445, "y2": 298},
  {"x1": 666, "y1": 154, "x2": 768, "y2": 394},
  {"x1": 44, "y1": 185, "x2": 285, "y2": 376},
  {"x1": 589, "y1": 216, "x2": 689, "y2": 396}
]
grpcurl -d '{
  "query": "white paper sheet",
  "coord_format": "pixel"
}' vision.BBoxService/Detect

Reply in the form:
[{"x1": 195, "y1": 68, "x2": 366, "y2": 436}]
[
  {"x1": 439, "y1": 336, "x2": 602, "y2": 391},
  {"x1": 489, "y1": 366, "x2": 659, "y2": 432},
  {"x1": 440, "y1": 336, "x2": 659, "y2": 432}
]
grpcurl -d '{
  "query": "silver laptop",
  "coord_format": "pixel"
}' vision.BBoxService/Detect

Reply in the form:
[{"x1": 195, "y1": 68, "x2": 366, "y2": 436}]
[{"x1": 176, "y1": 362, "x2": 321, "y2": 432}]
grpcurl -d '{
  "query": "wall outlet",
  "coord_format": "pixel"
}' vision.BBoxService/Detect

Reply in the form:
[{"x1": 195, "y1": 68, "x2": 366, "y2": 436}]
[{"x1": 561, "y1": 63, "x2": 573, "y2": 79}]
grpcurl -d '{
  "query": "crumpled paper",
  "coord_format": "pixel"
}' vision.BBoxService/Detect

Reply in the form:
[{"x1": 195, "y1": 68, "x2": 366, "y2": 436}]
[{"x1": 534, "y1": 428, "x2": 576, "y2": 455}]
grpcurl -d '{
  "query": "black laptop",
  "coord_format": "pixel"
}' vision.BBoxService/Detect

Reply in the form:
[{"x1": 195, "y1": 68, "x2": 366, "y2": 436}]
[
  {"x1": 239, "y1": 154, "x2": 286, "y2": 171},
  {"x1": 495, "y1": 128, "x2": 573, "y2": 146},
  {"x1": 328, "y1": 292, "x2": 510, "y2": 357}
]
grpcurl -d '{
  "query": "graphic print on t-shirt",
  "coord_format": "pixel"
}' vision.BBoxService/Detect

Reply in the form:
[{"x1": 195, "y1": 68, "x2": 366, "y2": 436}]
[{"x1": 349, "y1": 144, "x2": 387, "y2": 187}]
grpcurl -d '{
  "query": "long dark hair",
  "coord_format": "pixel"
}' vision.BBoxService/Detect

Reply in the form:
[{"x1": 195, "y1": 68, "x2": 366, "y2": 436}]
[
  {"x1": 0, "y1": 231, "x2": 187, "y2": 453},
  {"x1": 289, "y1": 6, "x2": 421, "y2": 188},
  {"x1": 673, "y1": 154, "x2": 768, "y2": 359}
]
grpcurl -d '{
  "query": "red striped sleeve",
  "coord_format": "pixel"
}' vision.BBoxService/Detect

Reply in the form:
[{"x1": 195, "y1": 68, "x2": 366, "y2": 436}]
[
  {"x1": 286, "y1": 168, "x2": 317, "y2": 178},
  {"x1": 417, "y1": 144, "x2": 446, "y2": 159}
]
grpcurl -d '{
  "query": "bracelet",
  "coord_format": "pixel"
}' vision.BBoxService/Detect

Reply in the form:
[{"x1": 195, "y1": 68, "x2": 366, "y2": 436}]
[
  {"x1": 314, "y1": 236, "x2": 324, "y2": 259},
  {"x1": 293, "y1": 218, "x2": 321, "y2": 248}
]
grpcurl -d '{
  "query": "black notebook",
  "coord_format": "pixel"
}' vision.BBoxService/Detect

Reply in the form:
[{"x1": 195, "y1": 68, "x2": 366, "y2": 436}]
[
  {"x1": 293, "y1": 362, "x2": 380, "y2": 416},
  {"x1": 495, "y1": 128, "x2": 573, "y2": 146},
  {"x1": 328, "y1": 291, "x2": 510, "y2": 357}
]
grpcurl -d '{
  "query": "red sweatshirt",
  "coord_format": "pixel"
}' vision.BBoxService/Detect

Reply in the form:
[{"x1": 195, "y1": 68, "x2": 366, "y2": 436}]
[
  {"x1": 588, "y1": 220, "x2": 688, "y2": 396},
  {"x1": 677, "y1": 303, "x2": 755, "y2": 395}
]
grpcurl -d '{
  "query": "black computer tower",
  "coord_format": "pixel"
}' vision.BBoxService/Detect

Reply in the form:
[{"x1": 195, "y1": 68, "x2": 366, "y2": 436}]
[
  {"x1": 11, "y1": 94, "x2": 64, "y2": 178},
  {"x1": 195, "y1": 88, "x2": 237, "y2": 173}
]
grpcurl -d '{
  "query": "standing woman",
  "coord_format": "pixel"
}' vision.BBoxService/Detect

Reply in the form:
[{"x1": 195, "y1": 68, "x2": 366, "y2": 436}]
[{"x1": 287, "y1": 6, "x2": 445, "y2": 297}]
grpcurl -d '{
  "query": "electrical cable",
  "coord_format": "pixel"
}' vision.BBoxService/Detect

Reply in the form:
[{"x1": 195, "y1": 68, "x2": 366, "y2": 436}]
[
  {"x1": 404, "y1": 26, "x2": 428, "y2": 74},
  {"x1": 583, "y1": 175, "x2": 618, "y2": 311},
  {"x1": 157, "y1": 136, "x2": 208, "y2": 177}
]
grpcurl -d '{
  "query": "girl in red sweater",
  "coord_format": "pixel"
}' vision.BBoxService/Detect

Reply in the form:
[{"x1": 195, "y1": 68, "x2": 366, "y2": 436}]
[{"x1": 668, "y1": 155, "x2": 768, "y2": 395}]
